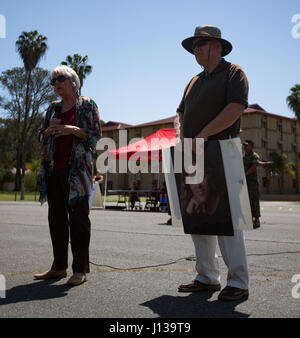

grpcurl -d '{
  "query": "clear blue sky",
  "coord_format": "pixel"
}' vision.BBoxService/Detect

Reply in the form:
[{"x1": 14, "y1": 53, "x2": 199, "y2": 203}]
[{"x1": 0, "y1": 0, "x2": 299, "y2": 125}]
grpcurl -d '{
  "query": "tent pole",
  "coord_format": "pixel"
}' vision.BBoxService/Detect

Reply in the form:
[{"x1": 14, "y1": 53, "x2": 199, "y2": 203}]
[
  {"x1": 157, "y1": 164, "x2": 160, "y2": 189},
  {"x1": 104, "y1": 167, "x2": 108, "y2": 209}
]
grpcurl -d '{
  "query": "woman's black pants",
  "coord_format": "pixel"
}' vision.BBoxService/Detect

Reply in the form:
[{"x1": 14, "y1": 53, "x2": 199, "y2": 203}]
[{"x1": 46, "y1": 168, "x2": 91, "y2": 273}]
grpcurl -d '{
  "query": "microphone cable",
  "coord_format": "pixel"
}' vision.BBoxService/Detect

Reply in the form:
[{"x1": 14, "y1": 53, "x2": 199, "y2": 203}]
[{"x1": 88, "y1": 256, "x2": 196, "y2": 271}]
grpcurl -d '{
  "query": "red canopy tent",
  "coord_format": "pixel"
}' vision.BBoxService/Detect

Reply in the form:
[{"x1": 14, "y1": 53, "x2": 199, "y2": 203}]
[
  {"x1": 103, "y1": 128, "x2": 176, "y2": 210},
  {"x1": 108, "y1": 128, "x2": 176, "y2": 162}
]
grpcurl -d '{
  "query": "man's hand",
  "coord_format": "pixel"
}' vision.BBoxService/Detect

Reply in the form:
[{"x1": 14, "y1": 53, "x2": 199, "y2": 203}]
[{"x1": 259, "y1": 161, "x2": 273, "y2": 167}]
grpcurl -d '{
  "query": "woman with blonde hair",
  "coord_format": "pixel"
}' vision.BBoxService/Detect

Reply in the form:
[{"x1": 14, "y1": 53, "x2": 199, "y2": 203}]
[{"x1": 35, "y1": 65, "x2": 101, "y2": 286}]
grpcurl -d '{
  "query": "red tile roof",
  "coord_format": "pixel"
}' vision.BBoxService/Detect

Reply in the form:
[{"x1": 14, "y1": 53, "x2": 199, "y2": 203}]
[
  {"x1": 126, "y1": 116, "x2": 175, "y2": 129},
  {"x1": 102, "y1": 121, "x2": 133, "y2": 132},
  {"x1": 102, "y1": 104, "x2": 297, "y2": 132},
  {"x1": 244, "y1": 104, "x2": 297, "y2": 122}
]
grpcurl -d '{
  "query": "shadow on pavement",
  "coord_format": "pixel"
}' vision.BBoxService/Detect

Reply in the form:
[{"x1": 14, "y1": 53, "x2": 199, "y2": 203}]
[
  {"x1": 141, "y1": 292, "x2": 250, "y2": 318},
  {"x1": 0, "y1": 279, "x2": 71, "y2": 305}
]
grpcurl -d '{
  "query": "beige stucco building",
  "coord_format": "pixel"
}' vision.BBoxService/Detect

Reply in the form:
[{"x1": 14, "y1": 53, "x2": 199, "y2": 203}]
[
  {"x1": 100, "y1": 117, "x2": 174, "y2": 191},
  {"x1": 100, "y1": 104, "x2": 300, "y2": 196},
  {"x1": 241, "y1": 104, "x2": 299, "y2": 196}
]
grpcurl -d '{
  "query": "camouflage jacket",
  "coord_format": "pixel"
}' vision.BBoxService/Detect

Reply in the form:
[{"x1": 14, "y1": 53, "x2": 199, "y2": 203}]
[{"x1": 243, "y1": 151, "x2": 260, "y2": 186}]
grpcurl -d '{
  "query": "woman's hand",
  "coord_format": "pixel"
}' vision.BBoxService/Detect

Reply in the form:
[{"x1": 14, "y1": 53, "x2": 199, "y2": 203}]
[
  {"x1": 44, "y1": 122, "x2": 88, "y2": 139},
  {"x1": 54, "y1": 125, "x2": 88, "y2": 139},
  {"x1": 50, "y1": 118, "x2": 61, "y2": 126},
  {"x1": 43, "y1": 118, "x2": 61, "y2": 140},
  {"x1": 51, "y1": 124, "x2": 77, "y2": 137}
]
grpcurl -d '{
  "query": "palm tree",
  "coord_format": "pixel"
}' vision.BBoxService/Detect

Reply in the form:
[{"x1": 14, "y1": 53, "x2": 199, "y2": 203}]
[
  {"x1": 287, "y1": 84, "x2": 300, "y2": 122},
  {"x1": 61, "y1": 54, "x2": 92, "y2": 95},
  {"x1": 15, "y1": 30, "x2": 48, "y2": 199},
  {"x1": 266, "y1": 152, "x2": 296, "y2": 194}
]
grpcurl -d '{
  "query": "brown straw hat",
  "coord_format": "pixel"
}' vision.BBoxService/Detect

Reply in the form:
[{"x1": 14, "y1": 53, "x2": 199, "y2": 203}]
[{"x1": 182, "y1": 25, "x2": 232, "y2": 56}]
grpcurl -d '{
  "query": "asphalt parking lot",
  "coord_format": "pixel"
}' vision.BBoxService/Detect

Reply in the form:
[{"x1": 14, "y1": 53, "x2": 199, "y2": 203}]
[{"x1": 0, "y1": 201, "x2": 299, "y2": 319}]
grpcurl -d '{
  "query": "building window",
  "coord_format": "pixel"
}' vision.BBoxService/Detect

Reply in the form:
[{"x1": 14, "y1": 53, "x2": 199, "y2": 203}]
[
  {"x1": 261, "y1": 116, "x2": 267, "y2": 129},
  {"x1": 277, "y1": 140, "x2": 283, "y2": 152},
  {"x1": 293, "y1": 179, "x2": 298, "y2": 189},
  {"x1": 134, "y1": 128, "x2": 142, "y2": 138},
  {"x1": 292, "y1": 143, "x2": 297, "y2": 153},
  {"x1": 261, "y1": 137, "x2": 268, "y2": 148},
  {"x1": 277, "y1": 120, "x2": 282, "y2": 132},
  {"x1": 292, "y1": 123, "x2": 297, "y2": 135}
]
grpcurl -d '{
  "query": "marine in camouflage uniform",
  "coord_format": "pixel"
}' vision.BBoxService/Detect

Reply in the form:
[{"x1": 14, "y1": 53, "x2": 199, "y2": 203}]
[{"x1": 243, "y1": 140, "x2": 261, "y2": 228}]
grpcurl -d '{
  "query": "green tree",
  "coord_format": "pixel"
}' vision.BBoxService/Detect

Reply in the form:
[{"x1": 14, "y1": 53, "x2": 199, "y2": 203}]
[
  {"x1": 26, "y1": 159, "x2": 41, "y2": 173},
  {"x1": 0, "y1": 67, "x2": 55, "y2": 195},
  {"x1": 25, "y1": 159, "x2": 41, "y2": 192},
  {"x1": 267, "y1": 152, "x2": 296, "y2": 194},
  {"x1": 15, "y1": 30, "x2": 48, "y2": 199},
  {"x1": 286, "y1": 84, "x2": 300, "y2": 122},
  {"x1": 0, "y1": 117, "x2": 17, "y2": 168},
  {"x1": 61, "y1": 54, "x2": 92, "y2": 95},
  {"x1": 0, "y1": 117, "x2": 16, "y2": 188}
]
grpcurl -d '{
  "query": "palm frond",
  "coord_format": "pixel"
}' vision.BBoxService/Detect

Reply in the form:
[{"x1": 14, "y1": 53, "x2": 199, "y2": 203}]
[
  {"x1": 15, "y1": 30, "x2": 48, "y2": 71},
  {"x1": 60, "y1": 53, "x2": 93, "y2": 92},
  {"x1": 286, "y1": 84, "x2": 300, "y2": 121}
]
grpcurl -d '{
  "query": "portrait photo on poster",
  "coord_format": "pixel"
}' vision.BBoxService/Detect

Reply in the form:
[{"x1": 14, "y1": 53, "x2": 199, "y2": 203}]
[{"x1": 175, "y1": 140, "x2": 234, "y2": 236}]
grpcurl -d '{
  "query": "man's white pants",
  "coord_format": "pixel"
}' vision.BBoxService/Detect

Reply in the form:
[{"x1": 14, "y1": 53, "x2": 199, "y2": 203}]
[{"x1": 191, "y1": 229, "x2": 248, "y2": 290}]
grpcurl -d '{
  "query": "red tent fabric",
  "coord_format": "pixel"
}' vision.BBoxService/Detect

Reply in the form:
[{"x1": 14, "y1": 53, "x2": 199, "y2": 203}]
[{"x1": 108, "y1": 128, "x2": 176, "y2": 162}]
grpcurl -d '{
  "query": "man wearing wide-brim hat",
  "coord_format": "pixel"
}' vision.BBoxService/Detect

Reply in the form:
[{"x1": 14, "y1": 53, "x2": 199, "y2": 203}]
[{"x1": 175, "y1": 26, "x2": 249, "y2": 301}]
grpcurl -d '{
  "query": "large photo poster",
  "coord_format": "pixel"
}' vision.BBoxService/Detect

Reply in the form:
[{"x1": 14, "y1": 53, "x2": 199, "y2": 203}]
[
  {"x1": 163, "y1": 138, "x2": 252, "y2": 235},
  {"x1": 220, "y1": 138, "x2": 253, "y2": 231},
  {"x1": 179, "y1": 140, "x2": 234, "y2": 236}
]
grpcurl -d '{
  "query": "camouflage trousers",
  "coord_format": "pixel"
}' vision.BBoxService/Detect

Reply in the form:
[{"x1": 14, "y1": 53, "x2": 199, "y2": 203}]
[{"x1": 247, "y1": 183, "x2": 261, "y2": 218}]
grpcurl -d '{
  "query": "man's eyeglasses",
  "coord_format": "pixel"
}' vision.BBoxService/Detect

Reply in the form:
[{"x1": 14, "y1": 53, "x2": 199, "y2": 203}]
[
  {"x1": 192, "y1": 39, "x2": 213, "y2": 50},
  {"x1": 50, "y1": 75, "x2": 68, "y2": 86}
]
